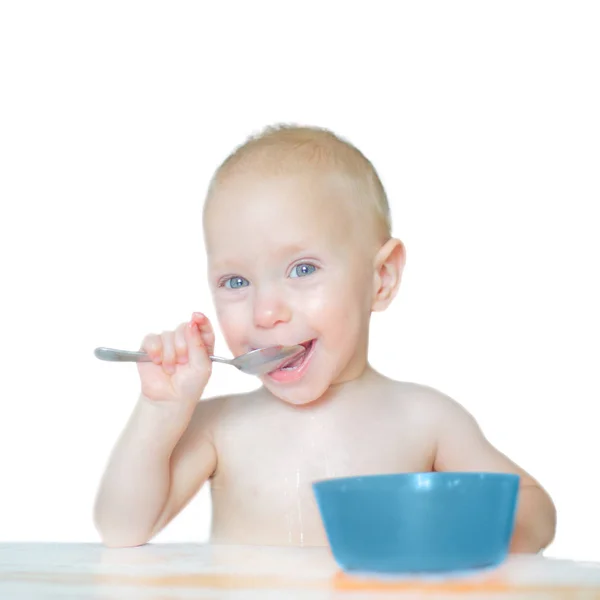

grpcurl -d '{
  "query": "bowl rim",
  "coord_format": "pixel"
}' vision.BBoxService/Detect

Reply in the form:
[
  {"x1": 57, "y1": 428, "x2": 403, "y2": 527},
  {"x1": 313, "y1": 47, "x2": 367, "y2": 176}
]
[{"x1": 312, "y1": 471, "x2": 520, "y2": 487}]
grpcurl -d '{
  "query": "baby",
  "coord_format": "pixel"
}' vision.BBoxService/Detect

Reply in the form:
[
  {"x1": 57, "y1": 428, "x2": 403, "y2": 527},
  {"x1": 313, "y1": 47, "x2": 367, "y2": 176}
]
[{"x1": 94, "y1": 125, "x2": 556, "y2": 552}]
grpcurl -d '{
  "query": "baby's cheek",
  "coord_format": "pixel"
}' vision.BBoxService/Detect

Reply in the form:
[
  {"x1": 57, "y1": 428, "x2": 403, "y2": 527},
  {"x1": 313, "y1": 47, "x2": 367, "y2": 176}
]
[
  {"x1": 322, "y1": 301, "x2": 363, "y2": 343},
  {"x1": 216, "y1": 306, "x2": 247, "y2": 344}
]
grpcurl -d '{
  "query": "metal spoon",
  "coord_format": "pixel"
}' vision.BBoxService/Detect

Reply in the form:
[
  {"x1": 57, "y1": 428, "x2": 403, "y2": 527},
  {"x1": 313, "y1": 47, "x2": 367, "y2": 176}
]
[{"x1": 93, "y1": 345, "x2": 305, "y2": 376}]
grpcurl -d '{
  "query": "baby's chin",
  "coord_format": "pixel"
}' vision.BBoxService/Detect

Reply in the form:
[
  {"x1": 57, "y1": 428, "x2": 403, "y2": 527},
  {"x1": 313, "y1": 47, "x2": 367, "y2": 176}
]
[{"x1": 260, "y1": 378, "x2": 331, "y2": 406}]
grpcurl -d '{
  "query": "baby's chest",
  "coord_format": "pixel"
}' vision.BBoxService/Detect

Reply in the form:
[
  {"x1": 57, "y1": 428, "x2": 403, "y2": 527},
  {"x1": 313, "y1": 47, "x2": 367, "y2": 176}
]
[{"x1": 213, "y1": 408, "x2": 433, "y2": 494}]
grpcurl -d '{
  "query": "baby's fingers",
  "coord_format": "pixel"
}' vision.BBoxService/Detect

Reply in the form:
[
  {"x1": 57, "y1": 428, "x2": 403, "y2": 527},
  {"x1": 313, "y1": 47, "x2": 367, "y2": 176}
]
[
  {"x1": 184, "y1": 312, "x2": 213, "y2": 368},
  {"x1": 141, "y1": 334, "x2": 163, "y2": 365},
  {"x1": 174, "y1": 323, "x2": 189, "y2": 365},
  {"x1": 160, "y1": 331, "x2": 177, "y2": 375},
  {"x1": 192, "y1": 312, "x2": 215, "y2": 355}
]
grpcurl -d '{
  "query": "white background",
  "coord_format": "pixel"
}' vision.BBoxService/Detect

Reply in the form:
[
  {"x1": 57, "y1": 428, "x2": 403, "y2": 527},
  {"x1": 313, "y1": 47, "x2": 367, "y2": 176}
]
[{"x1": 1, "y1": 1, "x2": 598, "y2": 562}]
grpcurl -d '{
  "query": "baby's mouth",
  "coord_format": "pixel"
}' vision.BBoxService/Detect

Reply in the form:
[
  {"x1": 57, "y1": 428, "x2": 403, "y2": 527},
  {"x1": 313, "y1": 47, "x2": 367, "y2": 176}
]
[{"x1": 277, "y1": 339, "x2": 316, "y2": 370}]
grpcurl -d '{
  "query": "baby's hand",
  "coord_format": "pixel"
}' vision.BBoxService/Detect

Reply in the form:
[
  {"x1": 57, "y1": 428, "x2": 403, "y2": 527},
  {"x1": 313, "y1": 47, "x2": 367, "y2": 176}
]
[{"x1": 137, "y1": 312, "x2": 214, "y2": 404}]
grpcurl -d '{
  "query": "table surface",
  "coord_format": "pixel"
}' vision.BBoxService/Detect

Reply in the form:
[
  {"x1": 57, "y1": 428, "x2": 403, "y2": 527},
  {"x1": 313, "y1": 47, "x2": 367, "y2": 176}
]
[{"x1": 1, "y1": 543, "x2": 600, "y2": 599}]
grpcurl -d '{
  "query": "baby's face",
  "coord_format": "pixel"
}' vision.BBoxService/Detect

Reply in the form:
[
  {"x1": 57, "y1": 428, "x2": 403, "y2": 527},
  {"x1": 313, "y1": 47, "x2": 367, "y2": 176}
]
[{"x1": 204, "y1": 171, "x2": 378, "y2": 405}]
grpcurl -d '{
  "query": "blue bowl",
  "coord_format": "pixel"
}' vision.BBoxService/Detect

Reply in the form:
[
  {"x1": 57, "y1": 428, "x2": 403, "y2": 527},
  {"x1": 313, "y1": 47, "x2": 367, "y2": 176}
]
[{"x1": 313, "y1": 472, "x2": 519, "y2": 574}]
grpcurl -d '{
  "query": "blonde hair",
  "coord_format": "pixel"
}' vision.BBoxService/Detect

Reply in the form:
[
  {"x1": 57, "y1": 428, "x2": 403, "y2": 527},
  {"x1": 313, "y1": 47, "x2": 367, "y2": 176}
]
[{"x1": 206, "y1": 124, "x2": 392, "y2": 240}]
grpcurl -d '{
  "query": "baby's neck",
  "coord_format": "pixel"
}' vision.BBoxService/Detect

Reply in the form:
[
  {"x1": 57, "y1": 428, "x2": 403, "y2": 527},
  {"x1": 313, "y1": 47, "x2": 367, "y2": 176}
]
[
  {"x1": 325, "y1": 363, "x2": 382, "y2": 396},
  {"x1": 264, "y1": 363, "x2": 386, "y2": 412}
]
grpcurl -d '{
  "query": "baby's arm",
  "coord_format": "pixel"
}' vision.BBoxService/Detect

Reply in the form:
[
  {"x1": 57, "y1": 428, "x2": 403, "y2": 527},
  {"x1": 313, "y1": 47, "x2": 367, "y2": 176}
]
[
  {"x1": 94, "y1": 313, "x2": 218, "y2": 547},
  {"x1": 93, "y1": 398, "x2": 217, "y2": 547},
  {"x1": 430, "y1": 392, "x2": 556, "y2": 553}
]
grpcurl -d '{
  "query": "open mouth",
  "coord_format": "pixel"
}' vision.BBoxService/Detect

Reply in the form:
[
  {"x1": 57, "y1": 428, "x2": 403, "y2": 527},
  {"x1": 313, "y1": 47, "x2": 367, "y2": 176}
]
[{"x1": 277, "y1": 339, "x2": 316, "y2": 371}]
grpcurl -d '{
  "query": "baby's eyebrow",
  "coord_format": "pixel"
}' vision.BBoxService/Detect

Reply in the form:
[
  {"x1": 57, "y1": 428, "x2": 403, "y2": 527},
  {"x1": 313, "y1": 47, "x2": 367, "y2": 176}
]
[
  {"x1": 214, "y1": 243, "x2": 314, "y2": 264},
  {"x1": 273, "y1": 243, "x2": 312, "y2": 256},
  {"x1": 208, "y1": 241, "x2": 320, "y2": 274},
  {"x1": 209, "y1": 260, "x2": 243, "y2": 273}
]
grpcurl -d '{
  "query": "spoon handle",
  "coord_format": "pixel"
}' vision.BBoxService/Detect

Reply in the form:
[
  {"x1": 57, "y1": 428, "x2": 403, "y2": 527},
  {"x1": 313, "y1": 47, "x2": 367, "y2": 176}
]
[
  {"x1": 208, "y1": 355, "x2": 231, "y2": 364},
  {"x1": 94, "y1": 347, "x2": 223, "y2": 363}
]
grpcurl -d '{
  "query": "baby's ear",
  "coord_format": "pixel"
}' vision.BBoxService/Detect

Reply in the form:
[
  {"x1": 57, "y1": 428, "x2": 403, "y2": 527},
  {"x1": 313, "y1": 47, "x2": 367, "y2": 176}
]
[{"x1": 371, "y1": 238, "x2": 406, "y2": 312}]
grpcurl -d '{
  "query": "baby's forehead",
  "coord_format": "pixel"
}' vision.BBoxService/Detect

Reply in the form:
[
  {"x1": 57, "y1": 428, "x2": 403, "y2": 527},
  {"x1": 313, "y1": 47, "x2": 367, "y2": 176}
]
[
  {"x1": 216, "y1": 175, "x2": 371, "y2": 233},
  {"x1": 204, "y1": 187, "x2": 376, "y2": 268}
]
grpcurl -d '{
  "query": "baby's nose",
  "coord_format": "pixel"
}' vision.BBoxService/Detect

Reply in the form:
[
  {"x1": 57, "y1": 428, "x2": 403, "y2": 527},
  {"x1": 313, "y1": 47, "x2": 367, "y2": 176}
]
[{"x1": 253, "y1": 292, "x2": 292, "y2": 328}]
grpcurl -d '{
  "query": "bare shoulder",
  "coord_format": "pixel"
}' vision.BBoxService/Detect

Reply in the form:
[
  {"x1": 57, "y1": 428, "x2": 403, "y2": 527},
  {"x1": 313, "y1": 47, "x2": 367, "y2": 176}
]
[
  {"x1": 186, "y1": 387, "x2": 263, "y2": 440},
  {"x1": 380, "y1": 378, "x2": 476, "y2": 426},
  {"x1": 381, "y1": 378, "x2": 492, "y2": 466}
]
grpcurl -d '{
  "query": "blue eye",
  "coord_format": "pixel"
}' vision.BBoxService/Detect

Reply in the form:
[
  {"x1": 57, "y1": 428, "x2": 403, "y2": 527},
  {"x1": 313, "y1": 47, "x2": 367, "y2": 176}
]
[
  {"x1": 224, "y1": 276, "x2": 249, "y2": 289},
  {"x1": 290, "y1": 263, "x2": 317, "y2": 278}
]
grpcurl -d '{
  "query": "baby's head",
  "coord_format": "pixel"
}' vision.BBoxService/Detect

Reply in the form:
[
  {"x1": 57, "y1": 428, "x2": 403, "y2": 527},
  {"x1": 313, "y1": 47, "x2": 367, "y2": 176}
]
[{"x1": 203, "y1": 125, "x2": 405, "y2": 405}]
